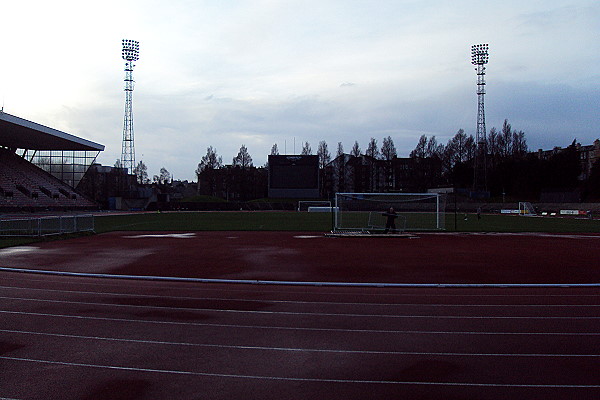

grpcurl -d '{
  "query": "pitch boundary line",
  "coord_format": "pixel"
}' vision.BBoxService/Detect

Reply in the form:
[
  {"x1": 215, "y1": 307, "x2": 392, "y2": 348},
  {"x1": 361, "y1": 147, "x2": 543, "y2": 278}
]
[{"x1": 1, "y1": 267, "x2": 599, "y2": 288}]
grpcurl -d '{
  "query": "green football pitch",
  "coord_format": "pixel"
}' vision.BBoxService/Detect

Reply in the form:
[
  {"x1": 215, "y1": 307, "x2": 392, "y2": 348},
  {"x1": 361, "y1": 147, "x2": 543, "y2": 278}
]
[
  {"x1": 92, "y1": 211, "x2": 600, "y2": 234},
  {"x1": 1, "y1": 211, "x2": 600, "y2": 249}
]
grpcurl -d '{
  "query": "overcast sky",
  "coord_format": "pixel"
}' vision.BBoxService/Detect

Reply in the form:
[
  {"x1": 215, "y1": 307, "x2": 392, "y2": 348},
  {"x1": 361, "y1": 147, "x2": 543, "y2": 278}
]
[{"x1": 1, "y1": 0, "x2": 598, "y2": 181}]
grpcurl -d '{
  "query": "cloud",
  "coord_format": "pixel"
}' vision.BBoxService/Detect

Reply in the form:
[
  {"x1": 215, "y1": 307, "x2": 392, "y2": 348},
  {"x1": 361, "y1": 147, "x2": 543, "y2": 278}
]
[
  {"x1": 88, "y1": 72, "x2": 599, "y2": 181},
  {"x1": 488, "y1": 81, "x2": 600, "y2": 150},
  {"x1": 1, "y1": 0, "x2": 598, "y2": 182}
]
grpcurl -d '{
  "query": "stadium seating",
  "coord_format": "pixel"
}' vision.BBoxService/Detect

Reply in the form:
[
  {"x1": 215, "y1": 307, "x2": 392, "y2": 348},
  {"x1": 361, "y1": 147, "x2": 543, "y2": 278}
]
[{"x1": 0, "y1": 148, "x2": 96, "y2": 210}]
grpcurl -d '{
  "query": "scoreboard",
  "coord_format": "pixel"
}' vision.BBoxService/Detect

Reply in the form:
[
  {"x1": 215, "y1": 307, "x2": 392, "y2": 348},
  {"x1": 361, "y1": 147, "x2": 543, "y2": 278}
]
[{"x1": 268, "y1": 155, "x2": 319, "y2": 198}]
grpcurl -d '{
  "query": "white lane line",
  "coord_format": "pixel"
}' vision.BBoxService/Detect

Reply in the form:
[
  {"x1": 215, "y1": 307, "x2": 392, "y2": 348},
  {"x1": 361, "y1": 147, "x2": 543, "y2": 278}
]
[
  {"x1": 3, "y1": 328, "x2": 600, "y2": 357},
  {"x1": 2, "y1": 285, "x2": 600, "y2": 307},
  {"x1": 2, "y1": 356, "x2": 600, "y2": 388},
  {"x1": 3, "y1": 296, "x2": 600, "y2": 320},
  {"x1": 2, "y1": 310, "x2": 600, "y2": 335}
]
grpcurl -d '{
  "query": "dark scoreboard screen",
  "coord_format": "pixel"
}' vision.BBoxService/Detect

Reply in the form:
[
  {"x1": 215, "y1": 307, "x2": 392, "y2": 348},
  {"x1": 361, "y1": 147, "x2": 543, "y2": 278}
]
[{"x1": 268, "y1": 155, "x2": 319, "y2": 189}]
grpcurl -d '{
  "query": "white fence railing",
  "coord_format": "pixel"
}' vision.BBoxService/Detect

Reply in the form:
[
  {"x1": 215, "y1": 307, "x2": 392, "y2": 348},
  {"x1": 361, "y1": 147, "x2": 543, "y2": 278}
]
[{"x1": 0, "y1": 215, "x2": 95, "y2": 237}]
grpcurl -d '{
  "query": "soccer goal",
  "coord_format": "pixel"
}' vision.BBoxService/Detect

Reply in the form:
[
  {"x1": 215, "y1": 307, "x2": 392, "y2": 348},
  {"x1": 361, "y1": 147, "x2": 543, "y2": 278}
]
[
  {"x1": 333, "y1": 192, "x2": 446, "y2": 233},
  {"x1": 297, "y1": 200, "x2": 332, "y2": 212},
  {"x1": 518, "y1": 202, "x2": 536, "y2": 216}
]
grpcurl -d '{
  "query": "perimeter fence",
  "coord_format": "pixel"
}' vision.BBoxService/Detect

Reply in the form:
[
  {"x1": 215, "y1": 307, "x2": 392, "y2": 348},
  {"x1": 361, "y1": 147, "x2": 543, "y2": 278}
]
[{"x1": 0, "y1": 215, "x2": 95, "y2": 237}]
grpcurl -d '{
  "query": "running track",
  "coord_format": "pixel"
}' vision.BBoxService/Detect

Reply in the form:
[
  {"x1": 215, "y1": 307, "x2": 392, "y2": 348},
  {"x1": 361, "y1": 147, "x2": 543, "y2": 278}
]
[{"x1": 1, "y1": 270, "x2": 599, "y2": 399}]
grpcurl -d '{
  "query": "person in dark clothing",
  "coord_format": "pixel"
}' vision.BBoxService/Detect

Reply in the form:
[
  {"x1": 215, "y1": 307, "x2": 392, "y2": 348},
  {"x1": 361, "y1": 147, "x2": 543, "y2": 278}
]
[{"x1": 382, "y1": 207, "x2": 398, "y2": 234}]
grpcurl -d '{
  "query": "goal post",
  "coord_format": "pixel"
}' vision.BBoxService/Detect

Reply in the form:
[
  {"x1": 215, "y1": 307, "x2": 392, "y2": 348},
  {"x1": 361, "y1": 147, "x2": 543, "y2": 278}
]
[
  {"x1": 518, "y1": 202, "x2": 536, "y2": 216},
  {"x1": 333, "y1": 192, "x2": 446, "y2": 233}
]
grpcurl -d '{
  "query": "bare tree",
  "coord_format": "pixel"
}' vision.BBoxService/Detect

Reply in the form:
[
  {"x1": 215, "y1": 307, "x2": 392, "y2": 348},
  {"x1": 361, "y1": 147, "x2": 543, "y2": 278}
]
[
  {"x1": 196, "y1": 146, "x2": 223, "y2": 196},
  {"x1": 133, "y1": 160, "x2": 149, "y2": 184},
  {"x1": 301, "y1": 141, "x2": 312, "y2": 155},
  {"x1": 270, "y1": 143, "x2": 279, "y2": 155},
  {"x1": 500, "y1": 119, "x2": 513, "y2": 158},
  {"x1": 196, "y1": 146, "x2": 223, "y2": 176},
  {"x1": 513, "y1": 130, "x2": 528, "y2": 158},
  {"x1": 317, "y1": 140, "x2": 331, "y2": 169},
  {"x1": 364, "y1": 138, "x2": 380, "y2": 191},
  {"x1": 438, "y1": 142, "x2": 453, "y2": 175},
  {"x1": 410, "y1": 135, "x2": 428, "y2": 158},
  {"x1": 336, "y1": 142, "x2": 345, "y2": 192},
  {"x1": 488, "y1": 127, "x2": 499, "y2": 164},
  {"x1": 425, "y1": 136, "x2": 439, "y2": 158},
  {"x1": 448, "y1": 129, "x2": 469, "y2": 163},
  {"x1": 381, "y1": 136, "x2": 397, "y2": 191},
  {"x1": 365, "y1": 138, "x2": 379, "y2": 159},
  {"x1": 336, "y1": 142, "x2": 344, "y2": 158},
  {"x1": 381, "y1": 136, "x2": 397, "y2": 161},
  {"x1": 233, "y1": 144, "x2": 253, "y2": 169},
  {"x1": 158, "y1": 167, "x2": 171, "y2": 185},
  {"x1": 351, "y1": 141, "x2": 361, "y2": 157},
  {"x1": 465, "y1": 135, "x2": 476, "y2": 162}
]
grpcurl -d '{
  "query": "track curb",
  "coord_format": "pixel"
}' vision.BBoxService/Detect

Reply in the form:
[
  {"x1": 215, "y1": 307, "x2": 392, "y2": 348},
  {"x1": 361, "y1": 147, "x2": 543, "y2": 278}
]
[{"x1": 2, "y1": 267, "x2": 600, "y2": 288}]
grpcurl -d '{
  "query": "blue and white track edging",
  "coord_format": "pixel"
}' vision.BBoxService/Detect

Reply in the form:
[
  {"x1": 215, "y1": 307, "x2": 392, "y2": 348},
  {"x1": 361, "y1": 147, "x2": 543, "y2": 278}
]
[{"x1": 1, "y1": 267, "x2": 599, "y2": 288}]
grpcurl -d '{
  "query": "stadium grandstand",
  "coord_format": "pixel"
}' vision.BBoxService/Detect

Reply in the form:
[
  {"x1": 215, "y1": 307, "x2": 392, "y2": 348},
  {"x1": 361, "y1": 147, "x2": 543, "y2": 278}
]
[{"x1": 0, "y1": 111, "x2": 104, "y2": 211}]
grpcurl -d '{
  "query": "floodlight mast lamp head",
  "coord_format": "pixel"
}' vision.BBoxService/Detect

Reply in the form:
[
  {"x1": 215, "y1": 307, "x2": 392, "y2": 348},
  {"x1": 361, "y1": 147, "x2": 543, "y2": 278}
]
[
  {"x1": 122, "y1": 39, "x2": 140, "y2": 62},
  {"x1": 471, "y1": 43, "x2": 489, "y2": 65}
]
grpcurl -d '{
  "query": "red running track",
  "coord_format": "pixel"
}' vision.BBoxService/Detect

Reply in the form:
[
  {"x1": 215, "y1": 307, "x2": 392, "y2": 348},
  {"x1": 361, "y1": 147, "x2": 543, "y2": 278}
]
[
  {"x1": 0, "y1": 231, "x2": 599, "y2": 284},
  {"x1": 1, "y1": 272, "x2": 600, "y2": 399},
  {"x1": 1, "y1": 231, "x2": 600, "y2": 399}
]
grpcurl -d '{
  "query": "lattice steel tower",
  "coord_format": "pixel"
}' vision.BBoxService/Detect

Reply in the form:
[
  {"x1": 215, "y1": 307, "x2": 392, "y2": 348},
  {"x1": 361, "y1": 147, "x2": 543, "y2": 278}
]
[
  {"x1": 121, "y1": 39, "x2": 140, "y2": 174},
  {"x1": 471, "y1": 43, "x2": 489, "y2": 191}
]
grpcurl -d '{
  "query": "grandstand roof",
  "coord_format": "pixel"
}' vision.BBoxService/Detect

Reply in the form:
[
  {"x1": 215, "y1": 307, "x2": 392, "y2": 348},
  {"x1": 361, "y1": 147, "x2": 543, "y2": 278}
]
[{"x1": 0, "y1": 111, "x2": 104, "y2": 151}]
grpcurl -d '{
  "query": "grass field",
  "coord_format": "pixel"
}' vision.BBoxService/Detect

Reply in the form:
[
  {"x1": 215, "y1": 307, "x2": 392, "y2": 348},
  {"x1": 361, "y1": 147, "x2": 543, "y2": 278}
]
[
  {"x1": 93, "y1": 211, "x2": 600, "y2": 234},
  {"x1": 1, "y1": 211, "x2": 600, "y2": 249},
  {"x1": 94, "y1": 211, "x2": 334, "y2": 233},
  {"x1": 447, "y1": 212, "x2": 600, "y2": 233}
]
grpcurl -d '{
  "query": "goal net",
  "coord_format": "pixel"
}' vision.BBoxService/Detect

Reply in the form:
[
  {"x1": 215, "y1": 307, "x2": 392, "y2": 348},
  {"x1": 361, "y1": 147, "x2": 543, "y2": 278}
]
[
  {"x1": 518, "y1": 202, "x2": 536, "y2": 216},
  {"x1": 333, "y1": 193, "x2": 446, "y2": 233}
]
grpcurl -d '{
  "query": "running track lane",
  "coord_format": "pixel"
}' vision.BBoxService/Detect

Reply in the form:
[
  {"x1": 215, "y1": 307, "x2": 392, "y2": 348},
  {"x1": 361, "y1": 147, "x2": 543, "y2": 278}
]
[{"x1": 1, "y1": 271, "x2": 600, "y2": 400}]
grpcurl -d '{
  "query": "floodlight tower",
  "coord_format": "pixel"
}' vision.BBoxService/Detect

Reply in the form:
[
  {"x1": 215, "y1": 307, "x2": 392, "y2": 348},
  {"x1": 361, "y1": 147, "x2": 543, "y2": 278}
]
[
  {"x1": 471, "y1": 43, "x2": 489, "y2": 191},
  {"x1": 121, "y1": 39, "x2": 140, "y2": 175}
]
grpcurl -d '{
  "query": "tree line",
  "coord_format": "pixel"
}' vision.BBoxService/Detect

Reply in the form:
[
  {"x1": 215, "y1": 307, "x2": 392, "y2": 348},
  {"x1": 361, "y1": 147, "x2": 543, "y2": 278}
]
[
  {"x1": 407, "y1": 119, "x2": 591, "y2": 200},
  {"x1": 127, "y1": 118, "x2": 598, "y2": 201}
]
